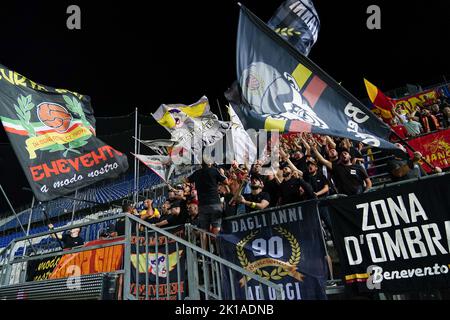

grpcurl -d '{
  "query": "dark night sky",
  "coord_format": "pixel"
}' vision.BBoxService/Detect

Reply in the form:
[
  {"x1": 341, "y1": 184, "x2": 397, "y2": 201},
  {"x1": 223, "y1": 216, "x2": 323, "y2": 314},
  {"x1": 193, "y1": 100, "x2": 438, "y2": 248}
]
[{"x1": 0, "y1": 0, "x2": 449, "y2": 212}]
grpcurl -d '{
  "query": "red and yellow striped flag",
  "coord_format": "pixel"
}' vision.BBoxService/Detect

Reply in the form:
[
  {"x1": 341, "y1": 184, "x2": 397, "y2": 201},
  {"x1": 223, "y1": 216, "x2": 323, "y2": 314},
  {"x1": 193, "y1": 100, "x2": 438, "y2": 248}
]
[{"x1": 364, "y1": 79, "x2": 394, "y2": 121}]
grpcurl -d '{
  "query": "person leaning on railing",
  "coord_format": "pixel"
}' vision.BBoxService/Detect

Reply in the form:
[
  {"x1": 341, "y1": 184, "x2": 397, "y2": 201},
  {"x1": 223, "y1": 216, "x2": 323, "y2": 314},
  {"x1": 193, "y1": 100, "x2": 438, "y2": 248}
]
[
  {"x1": 387, "y1": 143, "x2": 442, "y2": 182},
  {"x1": 47, "y1": 223, "x2": 84, "y2": 249}
]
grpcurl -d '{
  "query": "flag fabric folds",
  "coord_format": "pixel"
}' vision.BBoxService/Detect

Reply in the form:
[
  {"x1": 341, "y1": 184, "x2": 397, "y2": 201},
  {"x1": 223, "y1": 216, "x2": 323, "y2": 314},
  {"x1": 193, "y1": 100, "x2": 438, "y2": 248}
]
[
  {"x1": 0, "y1": 64, "x2": 129, "y2": 202},
  {"x1": 152, "y1": 96, "x2": 230, "y2": 155},
  {"x1": 227, "y1": 105, "x2": 257, "y2": 164},
  {"x1": 226, "y1": 5, "x2": 398, "y2": 151},
  {"x1": 268, "y1": 0, "x2": 320, "y2": 56},
  {"x1": 364, "y1": 79, "x2": 394, "y2": 121},
  {"x1": 133, "y1": 154, "x2": 174, "y2": 183}
]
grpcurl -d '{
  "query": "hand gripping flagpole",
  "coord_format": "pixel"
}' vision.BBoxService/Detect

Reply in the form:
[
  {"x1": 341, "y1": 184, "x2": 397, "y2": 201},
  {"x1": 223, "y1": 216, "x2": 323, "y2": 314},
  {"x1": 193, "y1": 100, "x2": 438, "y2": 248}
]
[
  {"x1": 389, "y1": 129, "x2": 436, "y2": 171},
  {"x1": 0, "y1": 184, "x2": 37, "y2": 255},
  {"x1": 40, "y1": 202, "x2": 65, "y2": 250}
]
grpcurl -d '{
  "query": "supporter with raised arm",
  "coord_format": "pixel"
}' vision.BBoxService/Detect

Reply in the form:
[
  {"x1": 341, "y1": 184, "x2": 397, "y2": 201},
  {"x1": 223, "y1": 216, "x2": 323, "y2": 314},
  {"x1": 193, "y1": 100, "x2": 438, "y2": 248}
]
[
  {"x1": 48, "y1": 224, "x2": 84, "y2": 249},
  {"x1": 236, "y1": 177, "x2": 271, "y2": 213},
  {"x1": 154, "y1": 201, "x2": 186, "y2": 228},
  {"x1": 185, "y1": 158, "x2": 229, "y2": 234},
  {"x1": 278, "y1": 165, "x2": 316, "y2": 205},
  {"x1": 386, "y1": 143, "x2": 441, "y2": 182},
  {"x1": 312, "y1": 144, "x2": 371, "y2": 196},
  {"x1": 393, "y1": 107, "x2": 422, "y2": 137}
]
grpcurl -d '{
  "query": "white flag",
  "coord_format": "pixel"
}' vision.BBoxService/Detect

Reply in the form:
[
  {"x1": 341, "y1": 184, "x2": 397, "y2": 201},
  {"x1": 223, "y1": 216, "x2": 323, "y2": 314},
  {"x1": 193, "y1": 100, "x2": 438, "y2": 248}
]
[
  {"x1": 227, "y1": 105, "x2": 257, "y2": 164},
  {"x1": 133, "y1": 154, "x2": 174, "y2": 182}
]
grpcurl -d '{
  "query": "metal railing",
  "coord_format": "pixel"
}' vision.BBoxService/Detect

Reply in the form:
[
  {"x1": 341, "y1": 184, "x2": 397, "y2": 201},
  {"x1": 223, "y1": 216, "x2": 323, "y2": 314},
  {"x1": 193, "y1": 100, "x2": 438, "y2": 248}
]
[
  {"x1": 1, "y1": 212, "x2": 283, "y2": 300},
  {"x1": 122, "y1": 214, "x2": 283, "y2": 300},
  {"x1": 184, "y1": 204, "x2": 346, "y2": 299}
]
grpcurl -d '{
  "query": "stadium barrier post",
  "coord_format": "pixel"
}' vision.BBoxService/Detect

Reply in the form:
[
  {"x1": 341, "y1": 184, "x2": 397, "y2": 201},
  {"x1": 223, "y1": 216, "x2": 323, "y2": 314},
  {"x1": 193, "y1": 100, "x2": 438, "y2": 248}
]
[
  {"x1": 134, "y1": 108, "x2": 138, "y2": 204},
  {"x1": 123, "y1": 214, "x2": 132, "y2": 299},
  {"x1": 70, "y1": 190, "x2": 78, "y2": 225},
  {"x1": 0, "y1": 184, "x2": 37, "y2": 255},
  {"x1": 390, "y1": 129, "x2": 436, "y2": 171}
]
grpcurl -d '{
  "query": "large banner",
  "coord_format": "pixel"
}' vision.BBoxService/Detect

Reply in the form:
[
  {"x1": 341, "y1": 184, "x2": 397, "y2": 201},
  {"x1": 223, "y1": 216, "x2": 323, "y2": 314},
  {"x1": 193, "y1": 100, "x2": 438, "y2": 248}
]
[
  {"x1": 226, "y1": 6, "x2": 399, "y2": 152},
  {"x1": 328, "y1": 174, "x2": 450, "y2": 293},
  {"x1": 407, "y1": 129, "x2": 450, "y2": 173},
  {"x1": 129, "y1": 227, "x2": 186, "y2": 300},
  {"x1": 0, "y1": 65, "x2": 129, "y2": 201},
  {"x1": 218, "y1": 201, "x2": 328, "y2": 300},
  {"x1": 394, "y1": 90, "x2": 439, "y2": 114},
  {"x1": 26, "y1": 238, "x2": 123, "y2": 281}
]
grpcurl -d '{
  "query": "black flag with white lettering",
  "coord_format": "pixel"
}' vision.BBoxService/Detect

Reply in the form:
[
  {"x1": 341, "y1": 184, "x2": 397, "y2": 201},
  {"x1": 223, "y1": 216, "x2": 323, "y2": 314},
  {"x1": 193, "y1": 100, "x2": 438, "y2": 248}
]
[
  {"x1": 226, "y1": 5, "x2": 400, "y2": 153},
  {"x1": 328, "y1": 174, "x2": 450, "y2": 293}
]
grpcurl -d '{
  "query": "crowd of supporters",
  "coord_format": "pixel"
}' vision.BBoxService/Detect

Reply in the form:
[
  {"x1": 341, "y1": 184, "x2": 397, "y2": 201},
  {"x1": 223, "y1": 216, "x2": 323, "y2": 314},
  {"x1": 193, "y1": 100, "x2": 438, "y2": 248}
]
[
  {"x1": 107, "y1": 130, "x2": 443, "y2": 239},
  {"x1": 382, "y1": 95, "x2": 450, "y2": 140}
]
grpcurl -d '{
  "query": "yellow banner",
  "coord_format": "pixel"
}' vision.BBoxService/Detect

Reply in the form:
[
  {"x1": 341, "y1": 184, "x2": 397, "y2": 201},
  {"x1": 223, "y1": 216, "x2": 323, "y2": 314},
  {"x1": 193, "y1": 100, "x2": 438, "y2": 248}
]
[
  {"x1": 25, "y1": 126, "x2": 92, "y2": 159},
  {"x1": 239, "y1": 258, "x2": 304, "y2": 286}
]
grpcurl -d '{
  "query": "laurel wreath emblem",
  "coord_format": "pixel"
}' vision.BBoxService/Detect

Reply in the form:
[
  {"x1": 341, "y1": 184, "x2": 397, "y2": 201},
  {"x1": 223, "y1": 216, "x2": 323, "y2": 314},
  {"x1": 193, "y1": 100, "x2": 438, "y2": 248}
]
[
  {"x1": 236, "y1": 227, "x2": 301, "y2": 282},
  {"x1": 275, "y1": 27, "x2": 301, "y2": 37},
  {"x1": 14, "y1": 94, "x2": 92, "y2": 157}
]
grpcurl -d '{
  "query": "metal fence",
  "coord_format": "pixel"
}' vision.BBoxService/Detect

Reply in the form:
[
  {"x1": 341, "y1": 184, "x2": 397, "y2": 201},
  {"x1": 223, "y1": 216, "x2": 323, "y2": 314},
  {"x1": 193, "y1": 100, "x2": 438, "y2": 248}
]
[
  {"x1": 122, "y1": 214, "x2": 283, "y2": 300},
  {"x1": 0, "y1": 213, "x2": 283, "y2": 300}
]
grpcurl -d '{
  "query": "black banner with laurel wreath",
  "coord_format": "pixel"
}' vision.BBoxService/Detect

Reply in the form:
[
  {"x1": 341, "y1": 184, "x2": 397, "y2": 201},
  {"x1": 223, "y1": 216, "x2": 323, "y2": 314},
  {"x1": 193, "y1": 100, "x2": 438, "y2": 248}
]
[
  {"x1": 218, "y1": 201, "x2": 328, "y2": 300},
  {"x1": 0, "y1": 64, "x2": 129, "y2": 201}
]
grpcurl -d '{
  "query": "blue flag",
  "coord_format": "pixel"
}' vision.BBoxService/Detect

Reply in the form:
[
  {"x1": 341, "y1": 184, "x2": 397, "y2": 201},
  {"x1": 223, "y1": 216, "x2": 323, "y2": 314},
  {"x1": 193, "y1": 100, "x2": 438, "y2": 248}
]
[
  {"x1": 268, "y1": 0, "x2": 320, "y2": 56},
  {"x1": 218, "y1": 201, "x2": 328, "y2": 300}
]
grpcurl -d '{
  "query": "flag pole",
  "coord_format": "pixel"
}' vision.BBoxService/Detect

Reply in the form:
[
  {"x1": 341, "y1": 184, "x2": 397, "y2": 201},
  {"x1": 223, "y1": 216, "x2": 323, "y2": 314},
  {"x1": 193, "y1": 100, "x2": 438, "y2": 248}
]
[
  {"x1": 389, "y1": 129, "x2": 436, "y2": 171},
  {"x1": 40, "y1": 202, "x2": 65, "y2": 250},
  {"x1": 134, "y1": 108, "x2": 138, "y2": 204},
  {"x1": 0, "y1": 184, "x2": 37, "y2": 254},
  {"x1": 21, "y1": 196, "x2": 35, "y2": 257},
  {"x1": 137, "y1": 124, "x2": 142, "y2": 201},
  {"x1": 70, "y1": 189, "x2": 78, "y2": 225}
]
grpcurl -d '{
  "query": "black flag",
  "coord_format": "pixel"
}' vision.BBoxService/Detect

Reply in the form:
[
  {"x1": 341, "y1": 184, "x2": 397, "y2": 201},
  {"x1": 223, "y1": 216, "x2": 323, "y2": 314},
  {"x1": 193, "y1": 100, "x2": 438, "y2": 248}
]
[
  {"x1": 268, "y1": 0, "x2": 320, "y2": 56},
  {"x1": 0, "y1": 64, "x2": 129, "y2": 201},
  {"x1": 226, "y1": 5, "x2": 399, "y2": 152}
]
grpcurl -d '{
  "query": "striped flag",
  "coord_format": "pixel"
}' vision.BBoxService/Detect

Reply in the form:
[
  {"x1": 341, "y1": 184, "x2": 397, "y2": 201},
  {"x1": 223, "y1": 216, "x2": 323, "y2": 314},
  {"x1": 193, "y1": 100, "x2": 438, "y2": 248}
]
[{"x1": 364, "y1": 79, "x2": 395, "y2": 121}]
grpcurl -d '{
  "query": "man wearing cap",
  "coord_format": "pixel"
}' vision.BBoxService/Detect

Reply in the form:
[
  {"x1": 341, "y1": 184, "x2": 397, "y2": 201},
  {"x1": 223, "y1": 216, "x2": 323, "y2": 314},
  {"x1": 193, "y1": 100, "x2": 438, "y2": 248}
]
[
  {"x1": 236, "y1": 177, "x2": 271, "y2": 213},
  {"x1": 304, "y1": 158, "x2": 329, "y2": 198},
  {"x1": 326, "y1": 149, "x2": 372, "y2": 196},
  {"x1": 186, "y1": 160, "x2": 229, "y2": 234},
  {"x1": 386, "y1": 143, "x2": 438, "y2": 182}
]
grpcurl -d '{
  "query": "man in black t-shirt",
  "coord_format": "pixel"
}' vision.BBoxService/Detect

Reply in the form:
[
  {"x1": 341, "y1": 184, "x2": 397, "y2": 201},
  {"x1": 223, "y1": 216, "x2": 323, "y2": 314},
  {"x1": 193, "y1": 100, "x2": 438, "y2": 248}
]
[
  {"x1": 262, "y1": 171, "x2": 280, "y2": 208},
  {"x1": 331, "y1": 150, "x2": 372, "y2": 196},
  {"x1": 48, "y1": 224, "x2": 84, "y2": 249},
  {"x1": 305, "y1": 158, "x2": 329, "y2": 198},
  {"x1": 279, "y1": 166, "x2": 316, "y2": 206},
  {"x1": 154, "y1": 201, "x2": 186, "y2": 228},
  {"x1": 237, "y1": 177, "x2": 270, "y2": 213},
  {"x1": 186, "y1": 161, "x2": 229, "y2": 234}
]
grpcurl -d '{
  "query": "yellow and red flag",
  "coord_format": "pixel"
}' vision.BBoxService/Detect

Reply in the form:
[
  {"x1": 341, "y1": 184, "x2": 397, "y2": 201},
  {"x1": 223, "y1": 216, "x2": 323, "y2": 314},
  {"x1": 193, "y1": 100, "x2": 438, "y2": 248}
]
[{"x1": 364, "y1": 79, "x2": 395, "y2": 121}]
